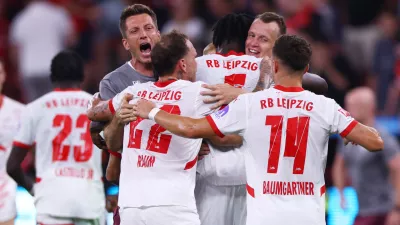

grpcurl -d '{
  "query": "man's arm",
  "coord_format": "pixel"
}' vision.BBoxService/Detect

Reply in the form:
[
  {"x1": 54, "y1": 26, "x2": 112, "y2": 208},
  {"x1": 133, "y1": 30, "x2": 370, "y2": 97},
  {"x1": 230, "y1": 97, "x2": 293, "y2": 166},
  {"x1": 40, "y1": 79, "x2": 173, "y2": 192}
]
[
  {"x1": 208, "y1": 135, "x2": 243, "y2": 147},
  {"x1": 255, "y1": 57, "x2": 274, "y2": 91},
  {"x1": 344, "y1": 124, "x2": 383, "y2": 151},
  {"x1": 133, "y1": 99, "x2": 215, "y2": 139},
  {"x1": 7, "y1": 146, "x2": 34, "y2": 194},
  {"x1": 104, "y1": 116, "x2": 124, "y2": 152},
  {"x1": 87, "y1": 99, "x2": 113, "y2": 122},
  {"x1": 106, "y1": 154, "x2": 121, "y2": 183}
]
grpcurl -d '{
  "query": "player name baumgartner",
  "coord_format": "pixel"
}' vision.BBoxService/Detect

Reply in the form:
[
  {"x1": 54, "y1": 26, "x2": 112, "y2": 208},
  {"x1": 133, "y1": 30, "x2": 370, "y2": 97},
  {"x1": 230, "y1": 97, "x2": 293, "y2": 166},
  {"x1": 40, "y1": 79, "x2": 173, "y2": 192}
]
[
  {"x1": 260, "y1": 97, "x2": 314, "y2": 111},
  {"x1": 263, "y1": 181, "x2": 316, "y2": 196}
]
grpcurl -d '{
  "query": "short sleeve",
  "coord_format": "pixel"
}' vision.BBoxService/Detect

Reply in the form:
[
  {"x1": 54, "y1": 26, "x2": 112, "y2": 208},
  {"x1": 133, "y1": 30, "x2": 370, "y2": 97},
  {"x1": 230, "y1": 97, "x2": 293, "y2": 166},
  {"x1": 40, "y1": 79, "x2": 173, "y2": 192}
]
[
  {"x1": 99, "y1": 78, "x2": 118, "y2": 100},
  {"x1": 13, "y1": 106, "x2": 35, "y2": 149},
  {"x1": 329, "y1": 102, "x2": 358, "y2": 137},
  {"x1": 109, "y1": 86, "x2": 135, "y2": 114},
  {"x1": 194, "y1": 82, "x2": 216, "y2": 117},
  {"x1": 205, "y1": 94, "x2": 248, "y2": 138}
]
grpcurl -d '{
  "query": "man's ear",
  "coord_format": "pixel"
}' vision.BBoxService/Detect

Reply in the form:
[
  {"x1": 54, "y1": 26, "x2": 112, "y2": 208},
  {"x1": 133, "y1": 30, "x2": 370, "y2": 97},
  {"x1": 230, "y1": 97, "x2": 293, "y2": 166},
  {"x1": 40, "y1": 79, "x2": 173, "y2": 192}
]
[
  {"x1": 178, "y1": 59, "x2": 187, "y2": 73},
  {"x1": 304, "y1": 64, "x2": 310, "y2": 74},
  {"x1": 274, "y1": 60, "x2": 279, "y2": 74},
  {"x1": 122, "y1": 38, "x2": 130, "y2": 51}
]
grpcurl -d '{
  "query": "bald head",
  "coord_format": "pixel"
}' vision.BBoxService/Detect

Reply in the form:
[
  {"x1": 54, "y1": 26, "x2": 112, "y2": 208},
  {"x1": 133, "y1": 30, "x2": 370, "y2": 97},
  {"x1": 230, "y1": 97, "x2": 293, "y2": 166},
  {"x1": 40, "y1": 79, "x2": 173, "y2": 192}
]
[{"x1": 345, "y1": 87, "x2": 376, "y2": 123}]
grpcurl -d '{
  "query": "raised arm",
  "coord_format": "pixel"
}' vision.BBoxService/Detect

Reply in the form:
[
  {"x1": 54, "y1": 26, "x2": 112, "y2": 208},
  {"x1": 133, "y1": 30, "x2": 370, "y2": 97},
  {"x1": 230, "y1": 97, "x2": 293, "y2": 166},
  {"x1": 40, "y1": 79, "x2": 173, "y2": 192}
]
[{"x1": 133, "y1": 99, "x2": 216, "y2": 139}]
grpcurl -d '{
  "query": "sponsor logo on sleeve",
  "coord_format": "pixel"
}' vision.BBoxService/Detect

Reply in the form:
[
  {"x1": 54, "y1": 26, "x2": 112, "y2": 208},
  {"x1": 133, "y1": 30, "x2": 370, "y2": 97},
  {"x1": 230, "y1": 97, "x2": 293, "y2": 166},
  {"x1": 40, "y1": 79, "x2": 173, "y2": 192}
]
[
  {"x1": 214, "y1": 105, "x2": 229, "y2": 119},
  {"x1": 338, "y1": 108, "x2": 350, "y2": 117}
]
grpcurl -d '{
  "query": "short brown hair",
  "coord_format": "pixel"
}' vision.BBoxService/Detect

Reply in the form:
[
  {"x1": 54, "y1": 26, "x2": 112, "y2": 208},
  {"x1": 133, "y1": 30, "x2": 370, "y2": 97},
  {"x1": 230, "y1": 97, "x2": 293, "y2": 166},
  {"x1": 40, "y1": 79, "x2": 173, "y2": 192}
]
[
  {"x1": 273, "y1": 35, "x2": 312, "y2": 72},
  {"x1": 119, "y1": 4, "x2": 158, "y2": 38},
  {"x1": 151, "y1": 30, "x2": 189, "y2": 77},
  {"x1": 256, "y1": 12, "x2": 286, "y2": 36}
]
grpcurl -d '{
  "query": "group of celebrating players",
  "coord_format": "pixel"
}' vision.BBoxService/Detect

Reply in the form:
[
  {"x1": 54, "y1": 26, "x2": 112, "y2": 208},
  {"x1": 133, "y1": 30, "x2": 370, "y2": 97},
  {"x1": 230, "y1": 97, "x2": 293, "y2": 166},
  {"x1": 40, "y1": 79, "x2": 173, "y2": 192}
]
[{"x1": 0, "y1": 3, "x2": 384, "y2": 225}]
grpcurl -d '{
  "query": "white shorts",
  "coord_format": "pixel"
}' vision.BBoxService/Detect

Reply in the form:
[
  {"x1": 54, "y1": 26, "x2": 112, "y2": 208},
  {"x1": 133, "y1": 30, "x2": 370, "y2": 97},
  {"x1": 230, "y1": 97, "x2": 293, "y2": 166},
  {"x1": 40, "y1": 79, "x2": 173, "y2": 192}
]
[
  {"x1": 195, "y1": 180, "x2": 246, "y2": 225},
  {"x1": 119, "y1": 206, "x2": 200, "y2": 225},
  {"x1": 36, "y1": 214, "x2": 105, "y2": 225},
  {"x1": 0, "y1": 176, "x2": 17, "y2": 222}
]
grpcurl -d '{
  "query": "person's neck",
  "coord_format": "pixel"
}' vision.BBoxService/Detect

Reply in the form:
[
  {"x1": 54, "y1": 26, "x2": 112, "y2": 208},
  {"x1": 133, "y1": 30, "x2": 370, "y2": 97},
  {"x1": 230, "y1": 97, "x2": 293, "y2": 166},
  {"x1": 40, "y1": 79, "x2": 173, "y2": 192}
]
[
  {"x1": 274, "y1": 72, "x2": 303, "y2": 87},
  {"x1": 217, "y1": 43, "x2": 243, "y2": 55},
  {"x1": 130, "y1": 58, "x2": 153, "y2": 77},
  {"x1": 53, "y1": 82, "x2": 81, "y2": 89},
  {"x1": 157, "y1": 73, "x2": 179, "y2": 82}
]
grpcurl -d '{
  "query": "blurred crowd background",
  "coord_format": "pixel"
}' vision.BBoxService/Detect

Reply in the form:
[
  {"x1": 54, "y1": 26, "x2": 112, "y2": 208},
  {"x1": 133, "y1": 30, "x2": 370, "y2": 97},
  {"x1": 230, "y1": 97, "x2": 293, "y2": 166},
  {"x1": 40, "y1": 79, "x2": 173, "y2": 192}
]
[{"x1": 1, "y1": 0, "x2": 400, "y2": 224}]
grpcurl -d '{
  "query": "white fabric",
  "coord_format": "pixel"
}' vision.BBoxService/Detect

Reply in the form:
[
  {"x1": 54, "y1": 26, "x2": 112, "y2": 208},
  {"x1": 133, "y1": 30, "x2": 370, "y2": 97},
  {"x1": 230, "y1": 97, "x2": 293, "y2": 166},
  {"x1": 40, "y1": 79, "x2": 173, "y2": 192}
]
[
  {"x1": 207, "y1": 86, "x2": 357, "y2": 224},
  {"x1": 10, "y1": 1, "x2": 73, "y2": 77},
  {"x1": 0, "y1": 96, "x2": 24, "y2": 222},
  {"x1": 13, "y1": 90, "x2": 105, "y2": 219},
  {"x1": 195, "y1": 53, "x2": 262, "y2": 185},
  {"x1": 110, "y1": 80, "x2": 214, "y2": 210},
  {"x1": 36, "y1": 213, "x2": 105, "y2": 225},
  {"x1": 119, "y1": 205, "x2": 200, "y2": 225},
  {"x1": 194, "y1": 178, "x2": 246, "y2": 225}
]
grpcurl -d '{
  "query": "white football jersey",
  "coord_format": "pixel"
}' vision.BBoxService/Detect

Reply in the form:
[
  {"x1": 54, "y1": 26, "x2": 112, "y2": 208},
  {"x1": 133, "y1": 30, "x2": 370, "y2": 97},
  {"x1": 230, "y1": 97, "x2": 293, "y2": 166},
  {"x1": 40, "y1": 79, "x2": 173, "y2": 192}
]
[
  {"x1": 206, "y1": 85, "x2": 358, "y2": 225},
  {"x1": 110, "y1": 80, "x2": 214, "y2": 210},
  {"x1": 0, "y1": 95, "x2": 24, "y2": 221},
  {"x1": 13, "y1": 89, "x2": 105, "y2": 219},
  {"x1": 195, "y1": 52, "x2": 262, "y2": 185}
]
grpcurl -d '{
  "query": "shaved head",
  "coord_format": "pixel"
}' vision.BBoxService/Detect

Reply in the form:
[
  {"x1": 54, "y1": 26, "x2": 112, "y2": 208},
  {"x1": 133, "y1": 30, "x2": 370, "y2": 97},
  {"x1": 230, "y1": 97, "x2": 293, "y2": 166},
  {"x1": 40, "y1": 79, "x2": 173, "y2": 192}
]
[{"x1": 345, "y1": 87, "x2": 376, "y2": 123}]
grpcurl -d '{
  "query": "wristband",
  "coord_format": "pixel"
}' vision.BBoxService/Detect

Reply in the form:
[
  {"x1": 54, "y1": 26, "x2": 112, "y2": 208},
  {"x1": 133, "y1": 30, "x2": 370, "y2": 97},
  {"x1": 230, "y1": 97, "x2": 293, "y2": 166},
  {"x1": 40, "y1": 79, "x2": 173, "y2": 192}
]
[{"x1": 148, "y1": 108, "x2": 161, "y2": 121}]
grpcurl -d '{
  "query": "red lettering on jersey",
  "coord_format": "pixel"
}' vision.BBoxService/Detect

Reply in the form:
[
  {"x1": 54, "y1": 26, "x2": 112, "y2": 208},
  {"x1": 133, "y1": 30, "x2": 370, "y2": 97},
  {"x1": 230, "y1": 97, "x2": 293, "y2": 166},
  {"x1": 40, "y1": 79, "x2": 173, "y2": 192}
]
[
  {"x1": 55, "y1": 167, "x2": 93, "y2": 180},
  {"x1": 241, "y1": 60, "x2": 248, "y2": 69},
  {"x1": 268, "y1": 98, "x2": 273, "y2": 107},
  {"x1": 214, "y1": 60, "x2": 220, "y2": 67},
  {"x1": 153, "y1": 93, "x2": 160, "y2": 100},
  {"x1": 206, "y1": 60, "x2": 213, "y2": 68},
  {"x1": 296, "y1": 100, "x2": 303, "y2": 109},
  {"x1": 141, "y1": 91, "x2": 147, "y2": 98},
  {"x1": 137, "y1": 91, "x2": 142, "y2": 97},
  {"x1": 137, "y1": 155, "x2": 155, "y2": 168},
  {"x1": 263, "y1": 181, "x2": 315, "y2": 196},
  {"x1": 224, "y1": 74, "x2": 246, "y2": 88},
  {"x1": 46, "y1": 102, "x2": 52, "y2": 108},
  {"x1": 234, "y1": 60, "x2": 240, "y2": 68},
  {"x1": 174, "y1": 91, "x2": 182, "y2": 100},
  {"x1": 305, "y1": 102, "x2": 314, "y2": 111},
  {"x1": 164, "y1": 90, "x2": 171, "y2": 100},
  {"x1": 260, "y1": 100, "x2": 267, "y2": 109},
  {"x1": 251, "y1": 62, "x2": 258, "y2": 71}
]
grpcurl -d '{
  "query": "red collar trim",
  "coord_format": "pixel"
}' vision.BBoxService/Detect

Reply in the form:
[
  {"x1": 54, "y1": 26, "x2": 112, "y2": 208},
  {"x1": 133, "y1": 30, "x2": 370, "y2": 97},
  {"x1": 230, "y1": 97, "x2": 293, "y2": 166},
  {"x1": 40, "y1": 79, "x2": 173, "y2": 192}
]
[
  {"x1": 154, "y1": 79, "x2": 177, "y2": 87},
  {"x1": 274, "y1": 85, "x2": 304, "y2": 92},
  {"x1": 216, "y1": 51, "x2": 244, "y2": 57},
  {"x1": 0, "y1": 95, "x2": 3, "y2": 109},
  {"x1": 53, "y1": 88, "x2": 81, "y2": 92}
]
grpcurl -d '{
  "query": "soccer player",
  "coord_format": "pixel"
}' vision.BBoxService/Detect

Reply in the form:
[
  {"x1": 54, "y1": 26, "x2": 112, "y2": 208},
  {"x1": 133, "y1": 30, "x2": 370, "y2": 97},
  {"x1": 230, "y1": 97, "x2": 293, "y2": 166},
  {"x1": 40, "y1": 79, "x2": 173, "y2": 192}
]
[
  {"x1": 194, "y1": 13, "x2": 328, "y2": 225},
  {"x1": 0, "y1": 60, "x2": 24, "y2": 225},
  {"x1": 89, "y1": 4, "x2": 160, "y2": 222},
  {"x1": 131, "y1": 35, "x2": 384, "y2": 225},
  {"x1": 7, "y1": 51, "x2": 105, "y2": 225},
  {"x1": 88, "y1": 30, "x2": 243, "y2": 225},
  {"x1": 202, "y1": 12, "x2": 328, "y2": 109}
]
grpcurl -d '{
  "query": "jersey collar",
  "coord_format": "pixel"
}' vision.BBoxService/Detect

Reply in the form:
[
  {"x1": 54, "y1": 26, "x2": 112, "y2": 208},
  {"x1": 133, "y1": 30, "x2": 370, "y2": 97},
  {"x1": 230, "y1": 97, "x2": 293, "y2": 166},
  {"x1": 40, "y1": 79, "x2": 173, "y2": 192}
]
[
  {"x1": 215, "y1": 51, "x2": 244, "y2": 57},
  {"x1": 274, "y1": 85, "x2": 304, "y2": 92},
  {"x1": 53, "y1": 88, "x2": 81, "y2": 92},
  {"x1": 154, "y1": 79, "x2": 178, "y2": 87}
]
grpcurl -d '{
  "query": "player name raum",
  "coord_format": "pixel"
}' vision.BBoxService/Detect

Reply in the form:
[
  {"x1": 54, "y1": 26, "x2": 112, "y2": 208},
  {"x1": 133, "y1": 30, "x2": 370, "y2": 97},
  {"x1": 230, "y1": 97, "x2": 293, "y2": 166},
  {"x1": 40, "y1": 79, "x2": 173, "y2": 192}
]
[
  {"x1": 137, "y1": 155, "x2": 155, "y2": 168},
  {"x1": 260, "y1": 98, "x2": 314, "y2": 111},
  {"x1": 263, "y1": 181, "x2": 315, "y2": 196}
]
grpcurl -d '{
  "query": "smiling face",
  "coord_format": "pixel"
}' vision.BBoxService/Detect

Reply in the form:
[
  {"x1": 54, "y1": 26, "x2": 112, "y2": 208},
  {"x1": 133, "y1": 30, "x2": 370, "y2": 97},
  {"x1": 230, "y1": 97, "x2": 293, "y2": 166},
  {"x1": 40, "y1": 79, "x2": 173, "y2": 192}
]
[
  {"x1": 122, "y1": 13, "x2": 161, "y2": 64},
  {"x1": 245, "y1": 19, "x2": 280, "y2": 58}
]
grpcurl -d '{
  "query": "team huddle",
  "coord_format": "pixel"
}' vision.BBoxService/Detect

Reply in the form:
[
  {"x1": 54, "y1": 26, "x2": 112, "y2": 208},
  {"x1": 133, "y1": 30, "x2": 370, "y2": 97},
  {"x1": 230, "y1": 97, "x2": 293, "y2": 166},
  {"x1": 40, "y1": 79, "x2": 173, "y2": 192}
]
[{"x1": 0, "y1": 3, "x2": 384, "y2": 225}]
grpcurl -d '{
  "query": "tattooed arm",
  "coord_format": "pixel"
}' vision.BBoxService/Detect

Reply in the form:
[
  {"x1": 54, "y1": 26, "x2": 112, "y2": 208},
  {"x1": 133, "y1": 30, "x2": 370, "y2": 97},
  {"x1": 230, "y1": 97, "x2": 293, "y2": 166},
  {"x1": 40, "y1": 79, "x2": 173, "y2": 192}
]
[
  {"x1": 87, "y1": 99, "x2": 113, "y2": 122},
  {"x1": 254, "y1": 57, "x2": 274, "y2": 92}
]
